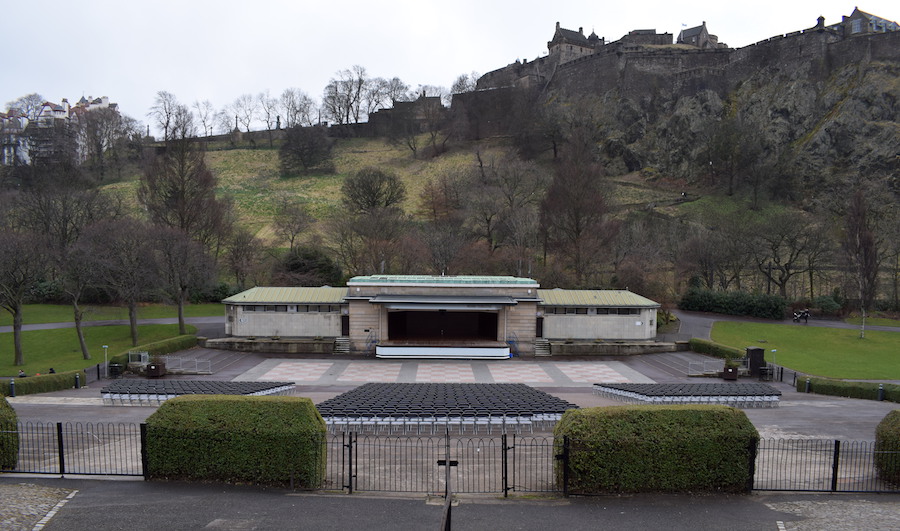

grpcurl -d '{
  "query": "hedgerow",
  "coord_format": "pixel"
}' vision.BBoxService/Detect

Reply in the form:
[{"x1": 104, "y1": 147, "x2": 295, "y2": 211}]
[
  {"x1": 0, "y1": 396, "x2": 18, "y2": 470},
  {"x1": 795, "y1": 377, "x2": 900, "y2": 403},
  {"x1": 689, "y1": 338, "x2": 743, "y2": 360},
  {"x1": 1, "y1": 369, "x2": 87, "y2": 397},
  {"x1": 553, "y1": 405, "x2": 759, "y2": 493},
  {"x1": 875, "y1": 410, "x2": 900, "y2": 485},
  {"x1": 145, "y1": 395, "x2": 326, "y2": 487}
]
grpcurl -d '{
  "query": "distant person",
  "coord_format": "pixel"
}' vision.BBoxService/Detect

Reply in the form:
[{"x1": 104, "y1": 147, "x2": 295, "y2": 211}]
[
  {"x1": 17, "y1": 369, "x2": 26, "y2": 378},
  {"x1": 49, "y1": 368, "x2": 56, "y2": 374}
]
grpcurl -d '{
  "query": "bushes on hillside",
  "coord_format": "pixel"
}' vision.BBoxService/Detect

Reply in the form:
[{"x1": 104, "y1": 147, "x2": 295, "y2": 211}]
[
  {"x1": 553, "y1": 405, "x2": 759, "y2": 494},
  {"x1": 679, "y1": 288, "x2": 786, "y2": 320},
  {"x1": 795, "y1": 377, "x2": 900, "y2": 403},
  {"x1": 875, "y1": 410, "x2": 900, "y2": 485},
  {"x1": 1, "y1": 369, "x2": 87, "y2": 397},
  {"x1": 146, "y1": 395, "x2": 326, "y2": 487},
  {"x1": 0, "y1": 396, "x2": 18, "y2": 470}
]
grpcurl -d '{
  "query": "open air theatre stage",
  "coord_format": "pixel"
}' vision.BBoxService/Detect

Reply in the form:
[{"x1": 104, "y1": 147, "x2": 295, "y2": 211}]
[{"x1": 101, "y1": 380, "x2": 781, "y2": 433}]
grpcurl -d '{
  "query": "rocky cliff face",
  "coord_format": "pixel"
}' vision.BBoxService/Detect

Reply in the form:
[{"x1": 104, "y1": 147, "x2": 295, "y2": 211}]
[{"x1": 463, "y1": 30, "x2": 899, "y2": 204}]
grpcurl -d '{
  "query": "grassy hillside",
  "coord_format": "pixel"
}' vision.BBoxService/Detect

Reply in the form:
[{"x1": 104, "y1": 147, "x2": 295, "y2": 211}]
[{"x1": 194, "y1": 137, "x2": 690, "y2": 247}]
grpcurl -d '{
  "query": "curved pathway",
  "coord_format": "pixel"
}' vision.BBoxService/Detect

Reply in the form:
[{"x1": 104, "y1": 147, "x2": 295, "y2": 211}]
[{"x1": 668, "y1": 310, "x2": 900, "y2": 341}]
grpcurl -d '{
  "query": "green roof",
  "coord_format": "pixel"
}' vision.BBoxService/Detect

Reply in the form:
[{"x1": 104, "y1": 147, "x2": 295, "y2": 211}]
[
  {"x1": 537, "y1": 289, "x2": 659, "y2": 308},
  {"x1": 222, "y1": 287, "x2": 348, "y2": 304},
  {"x1": 348, "y1": 275, "x2": 539, "y2": 286}
]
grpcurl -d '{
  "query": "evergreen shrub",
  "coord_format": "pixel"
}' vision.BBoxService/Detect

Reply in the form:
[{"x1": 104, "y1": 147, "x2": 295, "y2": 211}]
[
  {"x1": 1, "y1": 370, "x2": 87, "y2": 397},
  {"x1": 795, "y1": 377, "x2": 900, "y2": 403},
  {"x1": 679, "y1": 288, "x2": 786, "y2": 319},
  {"x1": 875, "y1": 410, "x2": 900, "y2": 485},
  {"x1": 0, "y1": 396, "x2": 18, "y2": 469},
  {"x1": 146, "y1": 395, "x2": 326, "y2": 487},
  {"x1": 553, "y1": 405, "x2": 759, "y2": 493}
]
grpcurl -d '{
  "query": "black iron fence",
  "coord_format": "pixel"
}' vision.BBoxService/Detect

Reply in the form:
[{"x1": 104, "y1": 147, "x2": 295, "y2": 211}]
[
  {"x1": 2, "y1": 423, "x2": 898, "y2": 495},
  {"x1": 754, "y1": 439, "x2": 899, "y2": 493},
  {"x1": 1, "y1": 422, "x2": 145, "y2": 477}
]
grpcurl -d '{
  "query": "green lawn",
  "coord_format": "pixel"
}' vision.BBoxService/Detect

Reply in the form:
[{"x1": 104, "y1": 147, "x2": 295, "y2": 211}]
[
  {"x1": 0, "y1": 303, "x2": 223, "y2": 327},
  {"x1": 711, "y1": 322, "x2": 900, "y2": 379},
  {"x1": 1, "y1": 324, "x2": 196, "y2": 377}
]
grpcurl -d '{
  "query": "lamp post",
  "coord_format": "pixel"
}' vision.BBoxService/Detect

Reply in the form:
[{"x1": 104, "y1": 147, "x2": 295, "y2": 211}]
[
  {"x1": 771, "y1": 349, "x2": 777, "y2": 367},
  {"x1": 103, "y1": 345, "x2": 109, "y2": 378}
]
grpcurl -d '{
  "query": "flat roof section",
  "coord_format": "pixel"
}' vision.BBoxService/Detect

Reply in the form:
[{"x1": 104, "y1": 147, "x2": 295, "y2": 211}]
[
  {"x1": 223, "y1": 286, "x2": 349, "y2": 304},
  {"x1": 348, "y1": 275, "x2": 540, "y2": 288},
  {"x1": 538, "y1": 289, "x2": 660, "y2": 308}
]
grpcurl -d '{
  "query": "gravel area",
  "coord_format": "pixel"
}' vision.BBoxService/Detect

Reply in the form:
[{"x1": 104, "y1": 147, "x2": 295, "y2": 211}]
[{"x1": 0, "y1": 483, "x2": 75, "y2": 531}]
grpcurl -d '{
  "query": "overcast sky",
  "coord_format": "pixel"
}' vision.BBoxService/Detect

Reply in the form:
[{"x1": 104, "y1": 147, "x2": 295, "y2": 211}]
[{"x1": 3, "y1": 1, "x2": 897, "y2": 135}]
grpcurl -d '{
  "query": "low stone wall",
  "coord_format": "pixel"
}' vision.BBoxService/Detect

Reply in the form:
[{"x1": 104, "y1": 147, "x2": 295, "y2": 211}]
[
  {"x1": 549, "y1": 341, "x2": 685, "y2": 356},
  {"x1": 203, "y1": 338, "x2": 336, "y2": 355}
]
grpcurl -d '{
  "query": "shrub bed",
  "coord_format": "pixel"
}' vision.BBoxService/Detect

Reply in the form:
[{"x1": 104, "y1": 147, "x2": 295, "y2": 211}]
[
  {"x1": 0, "y1": 396, "x2": 18, "y2": 469},
  {"x1": 875, "y1": 410, "x2": 900, "y2": 485},
  {"x1": 795, "y1": 377, "x2": 900, "y2": 403},
  {"x1": 689, "y1": 338, "x2": 743, "y2": 360},
  {"x1": 145, "y1": 395, "x2": 326, "y2": 487},
  {"x1": 679, "y1": 288, "x2": 786, "y2": 320},
  {"x1": 108, "y1": 335, "x2": 198, "y2": 365},
  {"x1": 553, "y1": 405, "x2": 759, "y2": 494},
  {"x1": 1, "y1": 369, "x2": 87, "y2": 397}
]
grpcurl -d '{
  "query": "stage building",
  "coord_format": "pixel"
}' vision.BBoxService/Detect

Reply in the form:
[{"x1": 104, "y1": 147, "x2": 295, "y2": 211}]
[{"x1": 221, "y1": 275, "x2": 660, "y2": 359}]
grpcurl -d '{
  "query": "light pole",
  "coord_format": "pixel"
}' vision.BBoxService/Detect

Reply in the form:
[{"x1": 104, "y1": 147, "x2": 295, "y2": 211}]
[
  {"x1": 771, "y1": 349, "x2": 777, "y2": 367},
  {"x1": 103, "y1": 345, "x2": 109, "y2": 378}
]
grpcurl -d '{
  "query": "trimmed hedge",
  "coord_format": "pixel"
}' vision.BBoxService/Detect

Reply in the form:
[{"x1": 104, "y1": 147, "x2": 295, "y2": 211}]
[
  {"x1": 146, "y1": 395, "x2": 326, "y2": 487},
  {"x1": 553, "y1": 405, "x2": 759, "y2": 493},
  {"x1": 2, "y1": 369, "x2": 87, "y2": 397},
  {"x1": 679, "y1": 288, "x2": 786, "y2": 320},
  {"x1": 689, "y1": 338, "x2": 743, "y2": 360},
  {"x1": 0, "y1": 396, "x2": 17, "y2": 470},
  {"x1": 109, "y1": 335, "x2": 198, "y2": 366},
  {"x1": 875, "y1": 410, "x2": 900, "y2": 485},
  {"x1": 795, "y1": 377, "x2": 900, "y2": 403}
]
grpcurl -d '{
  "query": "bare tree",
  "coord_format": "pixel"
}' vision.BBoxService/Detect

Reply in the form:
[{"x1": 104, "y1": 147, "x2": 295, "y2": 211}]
[
  {"x1": 842, "y1": 191, "x2": 879, "y2": 338},
  {"x1": 322, "y1": 65, "x2": 368, "y2": 125},
  {"x1": 13, "y1": 185, "x2": 120, "y2": 359},
  {"x1": 451, "y1": 72, "x2": 479, "y2": 94},
  {"x1": 273, "y1": 197, "x2": 314, "y2": 252},
  {"x1": 257, "y1": 90, "x2": 279, "y2": 146},
  {"x1": 540, "y1": 158, "x2": 618, "y2": 287},
  {"x1": 138, "y1": 138, "x2": 233, "y2": 254},
  {"x1": 0, "y1": 229, "x2": 47, "y2": 365},
  {"x1": 85, "y1": 218, "x2": 159, "y2": 346},
  {"x1": 279, "y1": 88, "x2": 316, "y2": 128},
  {"x1": 384, "y1": 77, "x2": 410, "y2": 103},
  {"x1": 749, "y1": 212, "x2": 831, "y2": 299},
  {"x1": 224, "y1": 228, "x2": 267, "y2": 291},
  {"x1": 5, "y1": 93, "x2": 45, "y2": 121},
  {"x1": 193, "y1": 100, "x2": 216, "y2": 137},
  {"x1": 152, "y1": 226, "x2": 216, "y2": 335},
  {"x1": 148, "y1": 91, "x2": 179, "y2": 142},
  {"x1": 233, "y1": 93, "x2": 258, "y2": 132}
]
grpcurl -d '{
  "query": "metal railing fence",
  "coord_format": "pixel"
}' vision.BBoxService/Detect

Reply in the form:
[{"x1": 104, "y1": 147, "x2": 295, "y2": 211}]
[{"x1": 3, "y1": 423, "x2": 898, "y2": 495}]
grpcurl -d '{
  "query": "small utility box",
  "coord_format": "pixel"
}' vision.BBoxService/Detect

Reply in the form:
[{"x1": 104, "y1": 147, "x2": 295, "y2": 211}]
[{"x1": 746, "y1": 347, "x2": 765, "y2": 377}]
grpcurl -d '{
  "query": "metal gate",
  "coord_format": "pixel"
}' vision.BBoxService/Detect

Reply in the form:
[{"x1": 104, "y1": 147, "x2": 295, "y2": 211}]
[
  {"x1": 331, "y1": 432, "x2": 557, "y2": 495},
  {"x1": 1, "y1": 422, "x2": 145, "y2": 477}
]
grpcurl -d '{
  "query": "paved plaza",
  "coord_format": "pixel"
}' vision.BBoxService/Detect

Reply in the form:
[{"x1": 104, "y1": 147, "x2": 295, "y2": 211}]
[{"x1": 245, "y1": 358, "x2": 649, "y2": 386}]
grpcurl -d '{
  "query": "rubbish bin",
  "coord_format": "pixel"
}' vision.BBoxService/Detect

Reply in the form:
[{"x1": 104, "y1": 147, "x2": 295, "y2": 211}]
[
  {"x1": 108, "y1": 363, "x2": 123, "y2": 378},
  {"x1": 146, "y1": 362, "x2": 167, "y2": 378}
]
